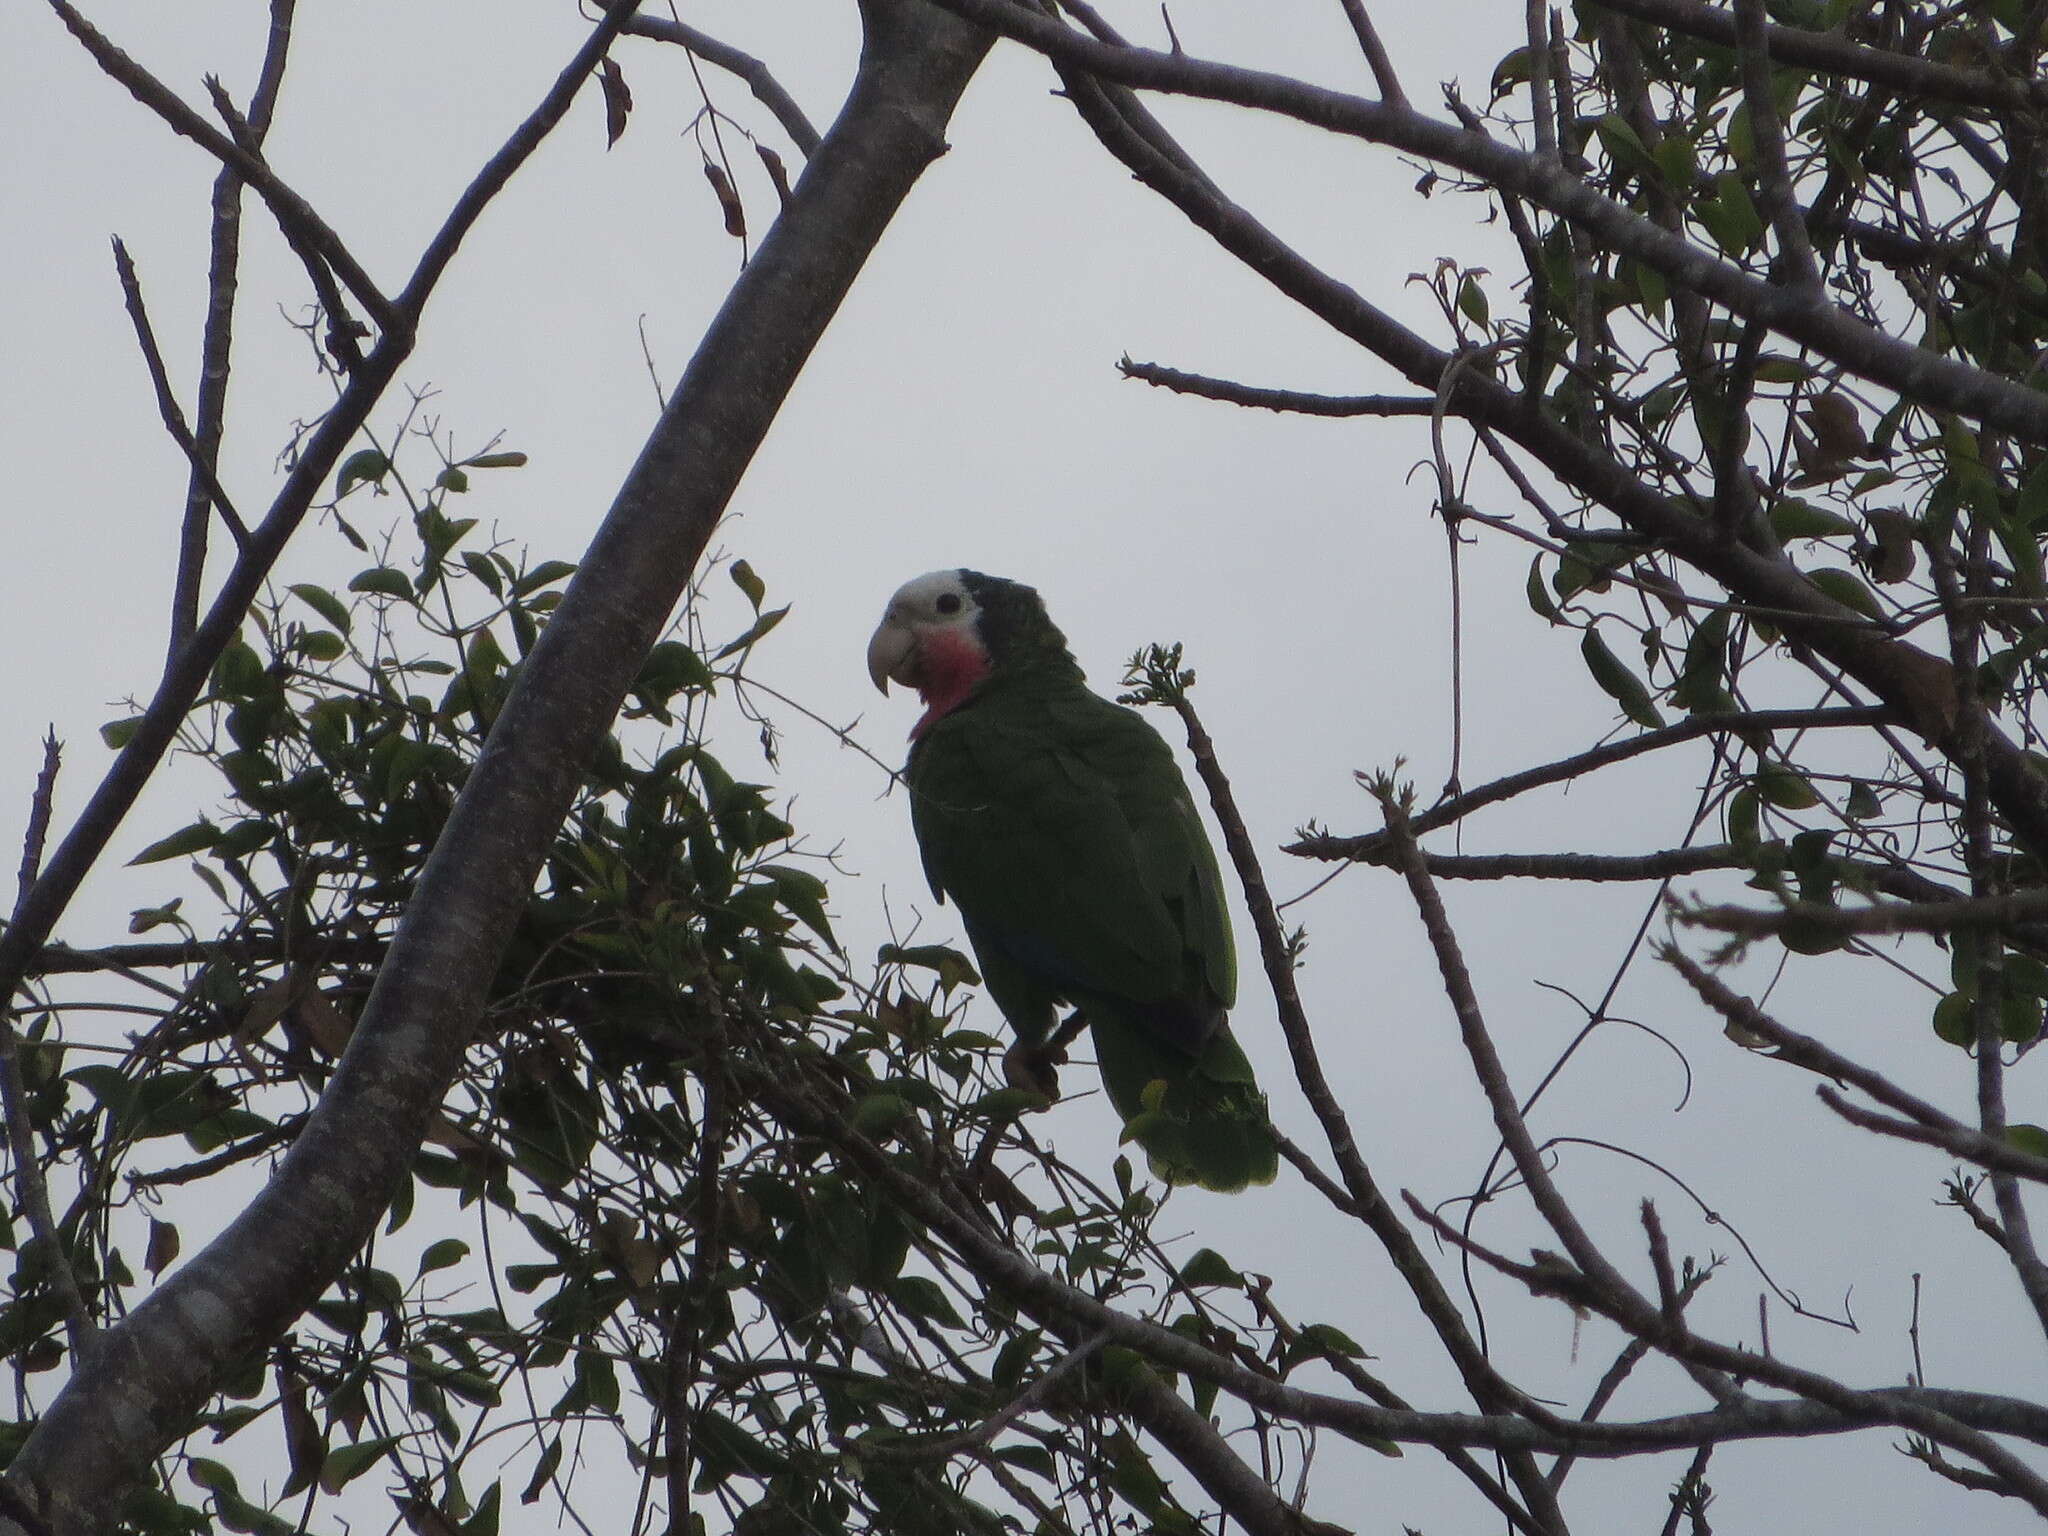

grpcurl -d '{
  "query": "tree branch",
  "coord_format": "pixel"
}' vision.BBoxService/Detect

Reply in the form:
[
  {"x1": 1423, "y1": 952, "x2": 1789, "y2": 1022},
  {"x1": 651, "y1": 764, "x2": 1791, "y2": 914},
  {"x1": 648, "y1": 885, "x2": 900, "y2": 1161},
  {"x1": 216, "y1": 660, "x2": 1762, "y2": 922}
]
[
  {"x1": 0, "y1": 736, "x2": 94, "y2": 1360},
  {"x1": 925, "y1": 0, "x2": 2048, "y2": 443},
  {"x1": 1591, "y1": 0, "x2": 2048, "y2": 113},
  {"x1": 4, "y1": 0, "x2": 857, "y2": 1520},
  {"x1": 169, "y1": 0, "x2": 294, "y2": 657},
  {"x1": 1120, "y1": 357, "x2": 1437, "y2": 415},
  {"x1": 1140, "y1": 665, "x2": 1565, "y2": 1534},
  {"x1": 621, "y1": 13, "x2": 823, "y2": 154},
  {"x1": 1287, "y1": 708, "x2": 1895, "y2": 862},
  {"x1": 110, "y1": 239, "x2": 251, "y2": 547}
]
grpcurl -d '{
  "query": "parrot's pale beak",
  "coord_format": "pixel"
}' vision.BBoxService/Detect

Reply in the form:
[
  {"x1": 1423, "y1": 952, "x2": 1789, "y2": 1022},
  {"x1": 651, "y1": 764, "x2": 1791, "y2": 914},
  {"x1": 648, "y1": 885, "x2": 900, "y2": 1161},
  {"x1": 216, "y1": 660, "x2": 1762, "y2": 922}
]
[{"x1": 867, "y1": 617, "x2": 917, "y2": 695}]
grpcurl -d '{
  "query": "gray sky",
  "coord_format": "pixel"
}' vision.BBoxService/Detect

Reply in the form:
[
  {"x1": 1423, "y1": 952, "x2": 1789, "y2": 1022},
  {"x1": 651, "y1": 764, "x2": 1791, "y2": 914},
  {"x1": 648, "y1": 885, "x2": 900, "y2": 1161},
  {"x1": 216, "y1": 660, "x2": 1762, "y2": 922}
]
[{"x1": 5, "y1": 2, "x2": 2041, "y2": 1531}]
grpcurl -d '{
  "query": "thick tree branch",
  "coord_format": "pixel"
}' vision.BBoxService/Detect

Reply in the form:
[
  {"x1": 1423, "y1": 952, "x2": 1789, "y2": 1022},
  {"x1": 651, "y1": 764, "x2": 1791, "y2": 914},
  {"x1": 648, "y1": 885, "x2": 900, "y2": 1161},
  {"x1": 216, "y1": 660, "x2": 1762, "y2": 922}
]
[{"x1": 4, "y1": 0, "x2": 946, "y2": 1523}]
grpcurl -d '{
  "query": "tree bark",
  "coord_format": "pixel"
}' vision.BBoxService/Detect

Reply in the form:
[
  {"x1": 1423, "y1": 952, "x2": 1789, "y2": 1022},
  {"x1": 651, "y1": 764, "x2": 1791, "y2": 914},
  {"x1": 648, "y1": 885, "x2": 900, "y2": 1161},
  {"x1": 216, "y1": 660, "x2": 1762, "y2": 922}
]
[{"x1": 1, "y1": 6, "x2": 990, "y2": 1530}]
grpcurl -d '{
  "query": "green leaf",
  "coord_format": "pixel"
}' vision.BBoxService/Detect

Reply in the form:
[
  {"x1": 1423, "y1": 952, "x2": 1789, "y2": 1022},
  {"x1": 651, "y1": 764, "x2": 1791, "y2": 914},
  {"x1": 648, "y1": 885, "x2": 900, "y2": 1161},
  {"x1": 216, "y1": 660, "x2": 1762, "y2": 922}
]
[
  {"x1": 129, "y1": 821, "x2": 220, "y2": 865},
  {"x1": 878, "y1": 943, "x2": 981, "y2": 990},
  {"x1": 1696, "y1": 174, "x2": 1764, "y2": 256},
  {"x1": 730, "y1": 558, "x2": 766, "y2": 610},
  {"x1": 1457, "y1": 272, "x2": 1489, "y2": 328},
  {"x1": 848, "y1": 1092, "x2": 909, "y2": 1140},
  {"x1": 101, "y1": 715, "x2": 144, "y2": 750},
  {"x1": 1933, "y1": 990, "x2": 1974, "y2": 1046},
  {"x1": 296, "y1": 630, "x2": 347, "y2": 663},
  {"x1": 760, "y1": 863, "x2": 837, "y2": 949},
  {"x1": 1845, "y1": 780, "x2": 1882, "y2": 820},
  {"x1": 1489, "y1": 45, "x2": 1534, "y2": 100},
  {"x1": 889, "y1": 1273, "x2": 965, "y2": 1329},
  {"x1": 515, "y1": 560, "x2": 578, "y2": 596},
  {"x1": 1770, "y1": 498, "x2": 1857, "y2": 541},
  {"x1": 1179, "y1": 1247, "x2": 1243, "y2": 1288},
  {"x1": 129, "y1": 898, "x2": 186, "y2": 935},
  {"x1": 1807, "y1": 566, "x2": 1884, "y2": 620},
  {"x1": 2008, "y1": 1125, "x2": 2048, "y2": 1160},
  {"x1": 1525, "y1": 556, "x2": 1560, "y2": 623},
  {"x1": 349, "y1": 567, "x2": 415, "y2": 600},
  {"x1": 1751, "y1": 355, "x2": 1815, "y2": 384},
  {"x1": 1580, "y1": 628, "x2": 1665, "y2": 728},
  {"x1": 713, "y1": 604, "x2": 788, "y2": 660},
  {"x1": 461, "y1": 451, "x2": 528, "y2": 469},
  {"x1": 1594, "y1": 112, "x2": 1656, "y2": 177},
  {"x1": 1652, "y1": 134, "x2": 1697, "y2": 189},
  {"x1": 288, "y1": 584, "x2": 353, "y2": 634},
  {"x1": 320, "y1": 1436, "x2": 402, "y2": 1493},
  {"x1": 417, "y1": 1238, "x2": 469, "y2": 1277},
  {"x1": 335, "y1": 449, "x2": 390, "y2": 498},
  {"x1": 460, "y1": 551, "x2": 505, "y2": 596},
  {"x1": 520, "y1": 1437, "x2": 563, "y2": 1505},
  {"x1": 1755, "y1": 762, "x2": 1820, "y2": 810},
  {"x1": 435, "y1": 466, "x2": 471, "y2": 493},
  {"x1": 1727, "y1": 785, "x2": 1761, "y2": 851}
]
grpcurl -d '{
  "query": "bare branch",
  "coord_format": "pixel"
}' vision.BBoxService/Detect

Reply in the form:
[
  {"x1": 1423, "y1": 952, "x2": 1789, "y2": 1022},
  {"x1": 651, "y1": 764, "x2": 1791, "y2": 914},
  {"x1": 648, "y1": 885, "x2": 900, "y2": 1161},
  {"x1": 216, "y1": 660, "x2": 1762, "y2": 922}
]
[
  {"x1": 621, "y1": 13, "x2": 822, "y2": 154},
  {"x1": 110, "y1": 239, "x2": 251, "y2": 547},
  {"x1": 1732, "y1": 0, "x2": 1822, "y2": 293},
  {"x1": 1120, "y1": 358, "x2": 1437, "y2": 416},
  {"x1": 1677, "y1": 888, "x2": 2048, "y2": 940},
  {"x1": 1140, "y1": 667, "x2": 1564, "y2": 1534},
  {"x1": 1334, "y1": 0, "x2": 1405, "y2": 105},
  {"x1": 171, "y1": 0, "x2": 294, "y2": 655},
  {"x1": 45, "y1": 0, "x2": 396, "y2": 333},
  {"x1": 1288, "y1": 708, "x2": 1895, "y2": 863}
]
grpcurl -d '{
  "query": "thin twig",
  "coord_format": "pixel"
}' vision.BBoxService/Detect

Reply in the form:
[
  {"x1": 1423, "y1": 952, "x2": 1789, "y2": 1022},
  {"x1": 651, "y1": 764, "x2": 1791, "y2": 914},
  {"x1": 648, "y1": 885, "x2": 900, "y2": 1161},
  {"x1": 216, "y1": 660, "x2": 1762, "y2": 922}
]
[
  {"x1": 1733, "y1": 0, "x2": 1823, "y2": 293},
  {"x1": 1333, "y1": 0, "x2": 1404, "y2": 103},
  {"x1": 170, "y1": 0, "x2": 296, "y2": 656},
  {"x1": 47, "y1": 0, "x2": 395, "y2": 331},
  {"x1": 1119, "y1": 358, "x2": 1436, "y2": 416},
  {"x1": 1373, "y1": 789, "x2": 1666, "y2": 1327},
  {"x1": 110, "y1": 239, "x2": 251, "y2": 547},
  {"x1": 0, "y1": 735, "x2": 96, "y2": 1358},
  {"x1": 1136, "y1": 663, "x2": 1561, "y2": 1534}
]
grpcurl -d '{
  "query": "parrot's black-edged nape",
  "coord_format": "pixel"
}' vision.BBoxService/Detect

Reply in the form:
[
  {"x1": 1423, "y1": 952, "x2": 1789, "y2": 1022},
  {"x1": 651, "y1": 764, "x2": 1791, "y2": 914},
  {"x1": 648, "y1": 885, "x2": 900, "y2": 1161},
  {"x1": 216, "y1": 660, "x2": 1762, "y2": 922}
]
[{"x1": 955, "y1": 571, "x2": 1085, "y2": 682}]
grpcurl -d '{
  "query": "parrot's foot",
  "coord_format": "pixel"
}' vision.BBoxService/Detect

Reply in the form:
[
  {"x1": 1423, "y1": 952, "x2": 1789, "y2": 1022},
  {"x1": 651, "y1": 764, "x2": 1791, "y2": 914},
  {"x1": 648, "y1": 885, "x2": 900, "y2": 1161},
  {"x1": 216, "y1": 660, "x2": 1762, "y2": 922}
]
[
  {"x1": 1003, "y1": 1010, "x2": 1090, "y2": 1104},
  {"x1": 1002, "y1": 1041, "x2": 1062, "y2": 1103}
]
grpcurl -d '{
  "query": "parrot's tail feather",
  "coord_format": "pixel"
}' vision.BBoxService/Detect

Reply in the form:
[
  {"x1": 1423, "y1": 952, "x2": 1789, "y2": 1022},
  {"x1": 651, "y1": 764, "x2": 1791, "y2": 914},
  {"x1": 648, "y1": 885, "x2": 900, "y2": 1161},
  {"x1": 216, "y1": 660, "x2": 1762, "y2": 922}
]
[{"x1": 1088, "y1": 1009, "x2": 1279, "y2": 1193}]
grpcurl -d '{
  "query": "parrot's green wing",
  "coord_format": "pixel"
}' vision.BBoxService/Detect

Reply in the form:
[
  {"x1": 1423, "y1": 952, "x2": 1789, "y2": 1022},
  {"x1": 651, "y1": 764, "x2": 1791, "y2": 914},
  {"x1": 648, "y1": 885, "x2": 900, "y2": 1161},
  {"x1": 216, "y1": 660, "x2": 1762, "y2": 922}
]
[
  {"x1": 908, "y1": 683, "x2": 1274, "y2": 1191},
  {"x1": 909, "y1": 686, "x2": 1231, "y2": 1019}
]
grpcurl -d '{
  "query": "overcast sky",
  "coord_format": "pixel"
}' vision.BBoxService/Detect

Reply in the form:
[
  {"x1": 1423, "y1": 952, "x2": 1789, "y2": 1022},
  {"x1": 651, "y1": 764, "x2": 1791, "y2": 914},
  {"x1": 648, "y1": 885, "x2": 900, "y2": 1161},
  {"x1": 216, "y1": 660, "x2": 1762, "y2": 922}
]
[{"x1": 5, "y1": 3, "x2": 2041, "y2": 1531}]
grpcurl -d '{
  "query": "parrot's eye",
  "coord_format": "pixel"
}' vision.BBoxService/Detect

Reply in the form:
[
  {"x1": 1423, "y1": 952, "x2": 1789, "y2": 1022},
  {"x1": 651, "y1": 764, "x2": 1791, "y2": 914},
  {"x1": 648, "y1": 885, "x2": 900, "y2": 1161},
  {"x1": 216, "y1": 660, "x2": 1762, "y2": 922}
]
[{"x1": 935, "y1": 592, "x2": 963, "y2": 616}]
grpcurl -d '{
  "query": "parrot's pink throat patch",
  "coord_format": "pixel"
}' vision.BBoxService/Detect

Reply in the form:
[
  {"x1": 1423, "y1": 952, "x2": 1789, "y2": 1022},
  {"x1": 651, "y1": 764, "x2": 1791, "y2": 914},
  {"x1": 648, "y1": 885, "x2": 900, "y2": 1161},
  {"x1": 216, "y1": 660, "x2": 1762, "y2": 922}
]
[{"x1": 910, "y1": 628, "x2": 990, "y2": 738}]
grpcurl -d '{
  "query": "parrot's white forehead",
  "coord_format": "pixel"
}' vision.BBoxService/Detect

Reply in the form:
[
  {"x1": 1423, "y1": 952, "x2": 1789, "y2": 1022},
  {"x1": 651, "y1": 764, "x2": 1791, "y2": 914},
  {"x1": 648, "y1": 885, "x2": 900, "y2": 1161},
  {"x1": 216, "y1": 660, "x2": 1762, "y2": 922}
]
[{"x1": 886, "y1": 569, "x2": 976, "y2": 614}]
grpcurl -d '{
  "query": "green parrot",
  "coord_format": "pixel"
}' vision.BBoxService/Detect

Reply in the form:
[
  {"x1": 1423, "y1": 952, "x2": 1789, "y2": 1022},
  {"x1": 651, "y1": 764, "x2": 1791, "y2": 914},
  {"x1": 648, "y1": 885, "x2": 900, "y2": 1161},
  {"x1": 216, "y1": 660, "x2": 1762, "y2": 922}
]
[{"x1": 867, "y1": 569, "x2": 1277, "y2": 1192}]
